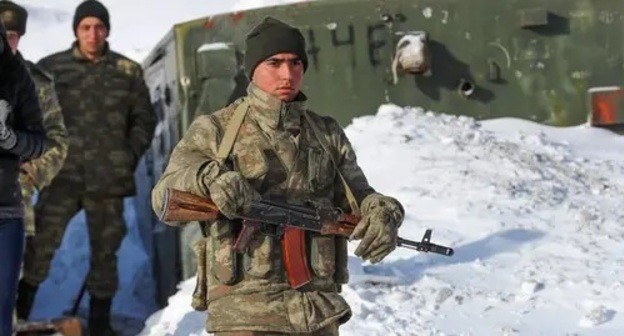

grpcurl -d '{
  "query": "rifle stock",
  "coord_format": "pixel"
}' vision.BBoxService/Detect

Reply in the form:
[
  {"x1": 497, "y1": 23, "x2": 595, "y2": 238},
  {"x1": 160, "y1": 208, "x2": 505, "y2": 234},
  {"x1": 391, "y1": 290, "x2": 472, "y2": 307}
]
[{"x1": 15, "y1": 317, "x2": 82, "y2": 336}]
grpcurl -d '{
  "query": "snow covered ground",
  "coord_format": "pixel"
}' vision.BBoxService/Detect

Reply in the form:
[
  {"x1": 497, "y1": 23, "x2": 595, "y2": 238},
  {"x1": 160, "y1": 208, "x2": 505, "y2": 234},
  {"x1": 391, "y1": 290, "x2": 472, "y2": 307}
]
[
  {"x1": 140, "y1": 105, "x2": 624, "y2": 335},
  {"x1": 15, "y1": 0, "x2": 624, "y2": 335}
]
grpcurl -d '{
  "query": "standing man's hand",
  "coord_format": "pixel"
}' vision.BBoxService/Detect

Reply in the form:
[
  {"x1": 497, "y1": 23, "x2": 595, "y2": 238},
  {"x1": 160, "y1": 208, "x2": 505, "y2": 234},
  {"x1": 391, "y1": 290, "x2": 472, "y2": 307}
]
[
  {"x1": 350, "y1": 193, "x2": 404, "y2": 264},
  {"x1": 19, "y1": 168, "x2": 36, "y2": 198},
  {"x1": 0, "y1": 100, "x2": 16, "y2": 149}
]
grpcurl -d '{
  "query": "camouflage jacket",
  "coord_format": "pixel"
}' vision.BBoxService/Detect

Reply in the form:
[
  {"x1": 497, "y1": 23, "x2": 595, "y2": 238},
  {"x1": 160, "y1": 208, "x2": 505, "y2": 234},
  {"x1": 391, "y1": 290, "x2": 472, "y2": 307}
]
[
  {"x1": 17, "y1": 53, "x2": 68, "y2": 235},
  {"x1": 152, "y1": 83, "x2": 377, "y2": 333},
  {"x1": 38, "y1": 43, "x2": 156, "y2": 197}
]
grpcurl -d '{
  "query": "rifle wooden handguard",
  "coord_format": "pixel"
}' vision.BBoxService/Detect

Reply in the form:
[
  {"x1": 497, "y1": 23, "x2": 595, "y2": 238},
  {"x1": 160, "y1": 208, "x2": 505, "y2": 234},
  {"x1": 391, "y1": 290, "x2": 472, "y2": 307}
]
[
  {"x1": 320, "y1": 213, "x2": 360, "y2": 236},
  {"x1": 159, "y1": 188, "x2": 220, "y2": 224}
]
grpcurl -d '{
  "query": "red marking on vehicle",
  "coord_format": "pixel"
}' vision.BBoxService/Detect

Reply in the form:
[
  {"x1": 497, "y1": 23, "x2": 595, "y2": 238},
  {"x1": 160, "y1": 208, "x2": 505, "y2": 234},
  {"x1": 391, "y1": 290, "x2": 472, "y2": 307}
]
[
  {"x1": 589, "y1": 88, "x2": 624, "y2": 125},
  {"x1": 204, "y1": 19, "x2": 215, "y2": 30},
  {"x1": 231, "y1": 12, "x2": 245, "y2": 25}
]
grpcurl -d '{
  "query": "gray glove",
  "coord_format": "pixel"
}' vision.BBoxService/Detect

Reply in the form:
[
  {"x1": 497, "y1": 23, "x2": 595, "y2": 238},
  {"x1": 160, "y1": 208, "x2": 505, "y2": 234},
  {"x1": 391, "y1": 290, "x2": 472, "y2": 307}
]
[
  {"x1": 208, "y1": 171, "x2": 261, "y2": 219},
  {"x1": 0, "y1": 99, "x2": 16, "y2": 149},
  {"x1": 351, "y1": 193, "x2": 404, "y2": 264}
]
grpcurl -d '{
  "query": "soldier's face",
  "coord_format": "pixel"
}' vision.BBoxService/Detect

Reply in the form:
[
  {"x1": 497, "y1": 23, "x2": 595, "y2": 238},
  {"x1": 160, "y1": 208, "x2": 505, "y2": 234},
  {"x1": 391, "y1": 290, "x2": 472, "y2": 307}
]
[
  {"x1": 252, "y1": 53, "x2": 304, "y2": 102},
  {"x1": 6, "y1": 31, "x2": 19, "y2": 54},
  {"x1": 76, "y1": 17, "x2": 107, "y2": 57}
]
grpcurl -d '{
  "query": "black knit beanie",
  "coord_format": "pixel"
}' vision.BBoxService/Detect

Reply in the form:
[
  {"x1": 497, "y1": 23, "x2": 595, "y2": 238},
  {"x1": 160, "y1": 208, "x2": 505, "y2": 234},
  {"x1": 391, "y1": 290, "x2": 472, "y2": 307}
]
[
  {"x1": 73, "y1": 0, "x2": 110, "y2": 36},
  {"x1": 0, "y1": 1, "x2": 27, "y2": 36},
  {"x1": 244, "y1": 17, "x2": 308, "y2": 79}
]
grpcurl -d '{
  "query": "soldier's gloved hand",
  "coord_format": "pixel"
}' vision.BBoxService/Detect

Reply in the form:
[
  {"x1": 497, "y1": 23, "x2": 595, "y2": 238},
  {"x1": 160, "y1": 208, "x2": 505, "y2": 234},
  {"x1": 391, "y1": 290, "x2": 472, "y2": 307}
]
[
  {"x1": 350, "y1": 193, "x2": 404, "y2": 264},
  {"x1": 0, "y1": 100, "x2": 16, "y2": 149},
  {"x1": 208, "y1": 171, "x2": 261, "y2": 219}
]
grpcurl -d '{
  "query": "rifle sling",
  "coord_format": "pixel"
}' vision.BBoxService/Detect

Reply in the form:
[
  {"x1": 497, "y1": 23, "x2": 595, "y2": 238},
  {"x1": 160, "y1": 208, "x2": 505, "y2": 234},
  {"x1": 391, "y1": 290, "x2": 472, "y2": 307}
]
[
  {"x1": 216, "y1": 100, "x2": 249, "y2": 165},
  {"x1": 197, "y1": 101, "x2": 249, "y2": 238},
  {"x1": 303, "y1": 111, "x2": 361, "y2": 216}
]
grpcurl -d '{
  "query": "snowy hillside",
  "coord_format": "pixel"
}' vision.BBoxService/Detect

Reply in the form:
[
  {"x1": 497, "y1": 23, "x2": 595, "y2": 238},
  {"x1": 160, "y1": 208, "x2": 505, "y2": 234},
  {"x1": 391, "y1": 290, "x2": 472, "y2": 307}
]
[{"x1": 140, "y1": 105, "x2": 624, "y2": 335}]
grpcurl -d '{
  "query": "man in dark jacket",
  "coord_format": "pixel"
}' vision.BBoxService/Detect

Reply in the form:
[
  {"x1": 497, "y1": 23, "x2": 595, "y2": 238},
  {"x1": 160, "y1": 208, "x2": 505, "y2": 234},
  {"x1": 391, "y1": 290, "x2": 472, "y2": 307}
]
[
  {"x1": 0, "y1": 19, "x2": 46, "y2": 336},
  {"x1": 17, "y1": 1, "x2": 156, "y2": 335},
  {"x1": 0, "y1": 0, "x2": 68, "y2": 239},
  {"x1": 0, "y1": 0, "x2": 68, "y2": 328}
]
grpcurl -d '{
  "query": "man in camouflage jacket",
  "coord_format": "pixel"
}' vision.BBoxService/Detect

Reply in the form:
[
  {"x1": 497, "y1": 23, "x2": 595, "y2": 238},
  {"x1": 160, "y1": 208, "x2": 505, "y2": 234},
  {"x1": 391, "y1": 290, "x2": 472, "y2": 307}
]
[
  {"x1": 152, "y1": 17, "x2": 404, "y2": 335},
  {"x1": 17, "y1": 1, "x2": 156, "y2": 335}
]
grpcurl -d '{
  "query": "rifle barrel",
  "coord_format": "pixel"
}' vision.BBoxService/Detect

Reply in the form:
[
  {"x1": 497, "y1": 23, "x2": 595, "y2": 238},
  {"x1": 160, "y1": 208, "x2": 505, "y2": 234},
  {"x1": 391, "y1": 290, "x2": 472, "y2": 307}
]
[{"x1": 397, "y1": 237, "x2": 454, "y2": 256}]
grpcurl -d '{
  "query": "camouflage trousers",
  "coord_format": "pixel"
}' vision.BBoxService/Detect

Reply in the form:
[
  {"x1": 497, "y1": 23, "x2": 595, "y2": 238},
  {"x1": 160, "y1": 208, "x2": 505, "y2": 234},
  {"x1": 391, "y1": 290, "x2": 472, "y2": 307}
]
[
  {"x1": 21, "y1": 179, "x2": 127, "y2": 298},
  {"x1": 213, "y1": 323, "x2": 339, "y2": 336}
]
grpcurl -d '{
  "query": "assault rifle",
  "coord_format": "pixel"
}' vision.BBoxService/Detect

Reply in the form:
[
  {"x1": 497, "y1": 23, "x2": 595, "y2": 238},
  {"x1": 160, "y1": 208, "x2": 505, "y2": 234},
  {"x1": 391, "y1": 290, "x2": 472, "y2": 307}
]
[{"x1": 159, "y1": 188, "x2": 454, "y2": 288}]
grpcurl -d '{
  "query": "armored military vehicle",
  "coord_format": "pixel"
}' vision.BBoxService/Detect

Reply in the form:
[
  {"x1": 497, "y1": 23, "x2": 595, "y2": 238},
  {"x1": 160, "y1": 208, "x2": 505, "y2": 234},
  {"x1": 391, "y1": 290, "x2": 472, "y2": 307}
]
[{"x1": 137, "y1": 0, "x2": 624, "y2": 303}]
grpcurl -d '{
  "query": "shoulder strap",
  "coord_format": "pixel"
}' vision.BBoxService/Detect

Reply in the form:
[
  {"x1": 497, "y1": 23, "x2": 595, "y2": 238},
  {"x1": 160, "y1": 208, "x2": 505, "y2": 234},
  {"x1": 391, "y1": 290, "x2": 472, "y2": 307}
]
[
  {"x1": 303, "y1": 111, "x2": 361, "y2": 216},
  {"x1": 216, "y1": 101, "x2": 249, "y2": 165}
]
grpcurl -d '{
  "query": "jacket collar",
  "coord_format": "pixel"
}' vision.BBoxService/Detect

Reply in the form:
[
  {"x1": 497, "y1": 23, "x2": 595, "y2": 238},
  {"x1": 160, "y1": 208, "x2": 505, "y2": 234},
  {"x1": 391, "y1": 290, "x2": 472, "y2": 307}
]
[
  {"x1": 71, "y1": 41, "x2": 110, "y2": 63},
  {"x1": 245, "y1": 82, "x2": 306, "y2": 135}
]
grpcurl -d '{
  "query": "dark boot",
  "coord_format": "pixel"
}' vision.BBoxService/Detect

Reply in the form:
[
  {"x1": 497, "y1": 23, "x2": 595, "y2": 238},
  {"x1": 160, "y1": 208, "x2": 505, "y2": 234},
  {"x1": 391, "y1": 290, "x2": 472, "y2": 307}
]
[
  {"x1": 16, "y1": 280, "x2": 38, "y2": 321},
  {"x1": 89, "y1": 296, "x2": 118, "y2": 336}
]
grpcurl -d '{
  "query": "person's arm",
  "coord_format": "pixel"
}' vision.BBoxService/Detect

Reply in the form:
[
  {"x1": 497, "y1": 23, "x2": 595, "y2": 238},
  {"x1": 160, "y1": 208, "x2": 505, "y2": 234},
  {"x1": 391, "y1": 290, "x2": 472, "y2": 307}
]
[
  {"x1": 20, "y1": 79, "x2": 68, "y2": 190},
  {"x1": 324, "y1": 117, "x2": 376, "y2": 211},
  {"x1": 1, "y1": 63, "x2": 46, "y2": 159},
  {"x1": 126, "y1": 66, "x2": 157, "y2": 161},
  {"x1": 151, "y1": 115, "x2": 226, "y2": 220},
  {"x1": 325, "y1": 117, "x2": 404, "y2": 263},
  {"x1": 151, "y1": 109, "x2": 261, "y2": 222}
]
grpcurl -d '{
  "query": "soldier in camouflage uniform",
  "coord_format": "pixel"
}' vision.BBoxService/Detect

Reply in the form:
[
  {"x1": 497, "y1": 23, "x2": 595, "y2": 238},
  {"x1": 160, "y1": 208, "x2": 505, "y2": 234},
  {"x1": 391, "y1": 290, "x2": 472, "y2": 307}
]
[
  {"x1": 152, "y1": 17, "x2": 404, "y2": 335},
  {"x1": 16, "y1": 1, "x2": 156, "y2": 335}
]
